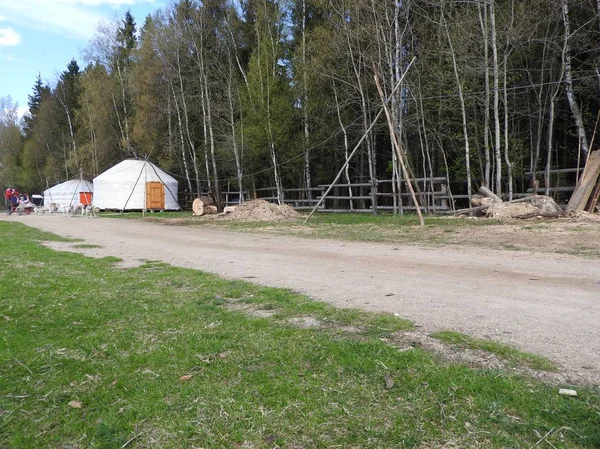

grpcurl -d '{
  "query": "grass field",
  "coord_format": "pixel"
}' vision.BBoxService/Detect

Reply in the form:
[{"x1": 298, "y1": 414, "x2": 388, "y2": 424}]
[{"x1": 1, "y1": 221, "x2": 599, "y2": 448}]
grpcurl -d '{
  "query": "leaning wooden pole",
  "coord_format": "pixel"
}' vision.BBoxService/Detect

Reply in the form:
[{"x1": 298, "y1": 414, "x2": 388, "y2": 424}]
[
  {"x1": 373, "y1": 71, "x2": 424, "y2": 226},
  {"x1": 304, "y1": 57, "x2": 416, "y2": 222}
]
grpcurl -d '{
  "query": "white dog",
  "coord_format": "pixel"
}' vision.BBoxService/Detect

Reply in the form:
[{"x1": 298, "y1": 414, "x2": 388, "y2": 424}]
[{"x1": 84, "y1": 204, "x2": 99, "y2": 218}]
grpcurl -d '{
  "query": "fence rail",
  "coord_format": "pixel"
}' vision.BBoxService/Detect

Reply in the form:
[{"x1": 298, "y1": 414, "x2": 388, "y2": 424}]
[{"x1": 179, "y1": 167, "x2": 583, "y2": 214}]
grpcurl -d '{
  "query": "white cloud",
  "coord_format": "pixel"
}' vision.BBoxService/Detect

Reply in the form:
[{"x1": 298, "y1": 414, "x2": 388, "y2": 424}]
[
  {"x1": 0, "y1": 15, "x2": 5, "y2": 22},
  {"x1": 0, "y1": 0, "x2": 156, "y2": 40},
  {"x1": 17, "y1": 106, "x2": 29, "y2": 119},
  {"x1": 0, "y1": 27, "x2": 21, "y2": 46},
  {"x1": 5, "y1": 53, "x2": 15, "y2": 61}
]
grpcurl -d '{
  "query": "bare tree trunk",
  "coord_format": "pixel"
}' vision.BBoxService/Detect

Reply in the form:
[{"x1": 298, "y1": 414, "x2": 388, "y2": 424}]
[
  {"x1": 490, "y1": 0, "x2": 502, "y2": 196},
  {"x1": 111, "y1": 92, "x2": 127, "y2": 155},
  {"x1": 503, "y1": 55, "x2": 513, "y2": 200},
  {"x1": 204, "y1": 79, "x2": 221, "y2": 210},
  {"x1": 58, "y1": 91, "x2": 78, "y2": 172},
  {"x1": 301, "y1": 0, "x2": 312, "y2": 200},
  {"x1": 175, "y1": 52, "x2": 201, "y2": 196},
  {"x1": 443, "y1": 11, "x2": 472, "y2": 205},
  {"x1": 532, "y1": 23, "x2": 551, "y2": 181},
  {"x1": 419, "y1": 90, "x2": 435, "y2": 212},
  {"x1": 115, "y1": 62, "x2": 133, "y2": 156},
  {"x1": 169, "y1": 80, "x2": 193, "y2": 193},
  {"x1": 333, "y1": 82, "x2": 353, "y2": 210},
  {"x1": 503, "y1": 1, "x2": 514, "y2": 200},
  {"x1": 85, "y1": 100, "x2": 98, "y2": 176},
  {"x1": 199, "y1": 83, "x2": 212, "y2": 194},
  {"x1": 227, "y1": 54, "x2": 243, "y2": 203},
  {"x1": 478, "y1": 0, "x2": 491, "y2": 187},
  {"x1": 545, "y1": 100, "x2": 556, "y2": 196},
  {"x1": 562, "y1": 0, "x2": 589, "y2": 157},
  {"x1": 343, "y1": 19, "x2": 377, "y2": 214}
]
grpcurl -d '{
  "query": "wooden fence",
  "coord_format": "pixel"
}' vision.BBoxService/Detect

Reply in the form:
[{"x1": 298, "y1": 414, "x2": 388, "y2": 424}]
[
  {"x1": 179, "y1": 177, "x2": 452, "y2": 213},
  {"x1": 178, "y1": 167, "x2": 584, "y2": 214}
]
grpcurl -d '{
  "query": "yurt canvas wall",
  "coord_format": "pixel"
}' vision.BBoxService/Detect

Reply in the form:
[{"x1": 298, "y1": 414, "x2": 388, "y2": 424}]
[
  {"x1": 93, "y1": 159, "x2": 180, "y2": 211},
  {"x1": 43, "y1": 179, "x2": 93, "y2": 207}
]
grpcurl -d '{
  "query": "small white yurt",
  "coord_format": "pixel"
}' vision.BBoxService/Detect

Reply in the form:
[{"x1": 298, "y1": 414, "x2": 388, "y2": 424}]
[
  {"x1": 93, "y1": 159, "x2": 180, "y2": 211},
  {"x1": 43, "y1": 179, "x2": 94, "y2": 207}
]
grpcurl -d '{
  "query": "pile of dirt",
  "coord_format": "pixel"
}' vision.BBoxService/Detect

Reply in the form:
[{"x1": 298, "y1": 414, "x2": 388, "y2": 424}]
[
  {"x1": 486, "y1": 195, "x2": 563, "y2": 219},
  {"x1": 224, "y1": 199, "x2": 300, "y2": 222}
]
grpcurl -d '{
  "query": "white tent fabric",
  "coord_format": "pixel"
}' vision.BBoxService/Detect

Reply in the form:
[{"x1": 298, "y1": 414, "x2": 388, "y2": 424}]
[
  {"x1": 43, "y1": 179, "x2": 93, "y2": 207},
  {"x1": 93, "y1": 159, "x2": 180, "y2": 210}
]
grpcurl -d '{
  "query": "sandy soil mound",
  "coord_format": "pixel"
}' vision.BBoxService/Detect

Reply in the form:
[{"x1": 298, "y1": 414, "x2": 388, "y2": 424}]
[{"x1": 224, "y1": 199, "x2": 300, "y2": 222}]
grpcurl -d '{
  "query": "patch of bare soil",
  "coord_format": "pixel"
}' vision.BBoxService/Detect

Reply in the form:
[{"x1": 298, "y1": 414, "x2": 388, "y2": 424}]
[
  {"x1": 389, "y1": 331, "x2": 583, "y2": 386},
  {"x1": 225, "y1": 302, "x2": 277, "y2": 318},
  {"x1": 436, "y1": 216, "x2": 600, "y2": 256},
  {"x1": 223, "y1": 200, "x2": 300, "y2": 222},
  {"x1": 40, "y1": 241, "x2": 146, "y2": 268},
  {"x1": 288, "y1": 316, "x2": 322, "y2": 328}
]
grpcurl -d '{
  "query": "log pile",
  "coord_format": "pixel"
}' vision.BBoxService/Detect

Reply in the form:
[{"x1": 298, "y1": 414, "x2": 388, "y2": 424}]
[
  {"x1": 565, "y1": 150, "x2": 600, "y2": 214},
  {"x1": 192, "y1": 198, "x2": 218, "y2": 216},
  {"x1": 192, "y1": 197, "x2": 238, "y2": 217},
  {"x1": 452, "y1": 187, "x2": 564, "y2": 219}
]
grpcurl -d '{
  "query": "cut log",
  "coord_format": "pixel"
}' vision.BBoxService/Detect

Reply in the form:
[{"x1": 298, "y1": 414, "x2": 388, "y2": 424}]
[
  {"x1": 470, "y1": 194, "x2": 484, "y2": 207},
  {"x1": 478, "y1": 185, "x2": 502, "y2": 203},
  {"x1": 566, "y1": 150, "x2": 600, "y2": 213},
  {"x1": 203, "y1": 205, "x2": 218, "y2": 215},
  {"x1": 514, "y1": 212, "x2": 562, "y2": 219},
  {"x1": 471, "y1": 196, "x2": 496, "y2": 208},
  {"x1": 450, "y1": 205, "x2": 491, "y2": 216},
  {"x1": 192, "y1": 199, "x2": 204, "y2": 216},
  {"x1": 198, "y1": 195, "x2": 215, "y2": 206}
]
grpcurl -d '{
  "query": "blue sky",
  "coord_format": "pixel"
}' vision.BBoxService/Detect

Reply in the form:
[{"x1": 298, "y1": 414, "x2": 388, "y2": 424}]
[{"x1": 0, "y1": 0, "x2": 164, "y2": 117}]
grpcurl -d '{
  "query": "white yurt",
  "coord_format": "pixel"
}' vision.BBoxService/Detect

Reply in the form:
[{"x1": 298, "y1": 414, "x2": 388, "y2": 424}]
[
  {"x1": 93, "y1": 159, "x2": 180, "y2": 211},
  {"x1": 43, "y1": 179, "x2": 94, "y2": 207}
]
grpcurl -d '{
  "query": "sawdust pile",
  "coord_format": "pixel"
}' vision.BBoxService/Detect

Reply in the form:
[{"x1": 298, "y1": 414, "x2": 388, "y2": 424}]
[
  {"x1": 224, "y1": 199, "x2": 300, "y2": 222},
  {"x1": 486, "y1": 195, "x2": 563, "y2": 219}
]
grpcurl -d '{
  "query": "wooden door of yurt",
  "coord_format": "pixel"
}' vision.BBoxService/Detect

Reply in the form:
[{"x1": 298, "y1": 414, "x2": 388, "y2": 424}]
[
  {"x1": 79, "y1": 192, "x2": 92, "y2": 205},
  {"x1": 146, "y1": 182, "x2": 165, "y2": 209}
]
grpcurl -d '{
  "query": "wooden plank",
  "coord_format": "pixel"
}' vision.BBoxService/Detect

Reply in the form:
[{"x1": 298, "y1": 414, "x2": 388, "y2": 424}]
[
  {"x1": 317, "y1": 183, "x2": 372, "y2": 188},
  {"x1": 317, "y1": 195, "x2": 373, "y2": 200},
  {"x1": 566, "y1": 151, "x2": 600, "y2": 212},
  {"x1": 524, "y1": 167, "x2": 583, "y2": 176},
  {"x1": 377, "y1": 177, "x2": 446, "y2": 184},
  {"x1": 586, "y1": 181, "x2": 600, "y2": 212}
]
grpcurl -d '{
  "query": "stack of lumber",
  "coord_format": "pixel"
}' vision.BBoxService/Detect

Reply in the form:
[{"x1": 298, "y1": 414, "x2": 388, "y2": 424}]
[{"x1": 565, "y1": 150, "x2": 600, "y2": 214}]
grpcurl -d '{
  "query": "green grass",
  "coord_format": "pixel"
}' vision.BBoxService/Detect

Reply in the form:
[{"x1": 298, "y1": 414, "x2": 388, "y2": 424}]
[
  {"x1": 1, "y1": 222, "x2": 599, "y2": 448},
  {"x1": 431, "y1": 331, "x2": 558, "y2": 372},
  {"x1": 72, "y1": 244, "x2": 102, "y2": 249}
]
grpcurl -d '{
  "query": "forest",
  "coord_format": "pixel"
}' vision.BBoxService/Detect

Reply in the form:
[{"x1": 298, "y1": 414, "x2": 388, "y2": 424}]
[{"x1": 0, "y1": 0, "x2": 599, "y2": 210}]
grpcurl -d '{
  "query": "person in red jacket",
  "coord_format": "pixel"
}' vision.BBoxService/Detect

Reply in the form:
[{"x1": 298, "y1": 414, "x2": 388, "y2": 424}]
[{"x1": 5, "y1": 187, "x2": 18, "y2": 214}]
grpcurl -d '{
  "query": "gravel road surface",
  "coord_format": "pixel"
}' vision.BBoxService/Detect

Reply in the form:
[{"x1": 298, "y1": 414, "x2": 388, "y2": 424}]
[{"x1": 4, "y1": 214, "x2": 599, "y2": 383}]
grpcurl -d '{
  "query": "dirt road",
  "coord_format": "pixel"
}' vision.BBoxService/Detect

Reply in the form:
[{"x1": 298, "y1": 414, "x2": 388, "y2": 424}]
[{"x1": 4, "y1": 214, "x2": 600, "y2": 383}]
